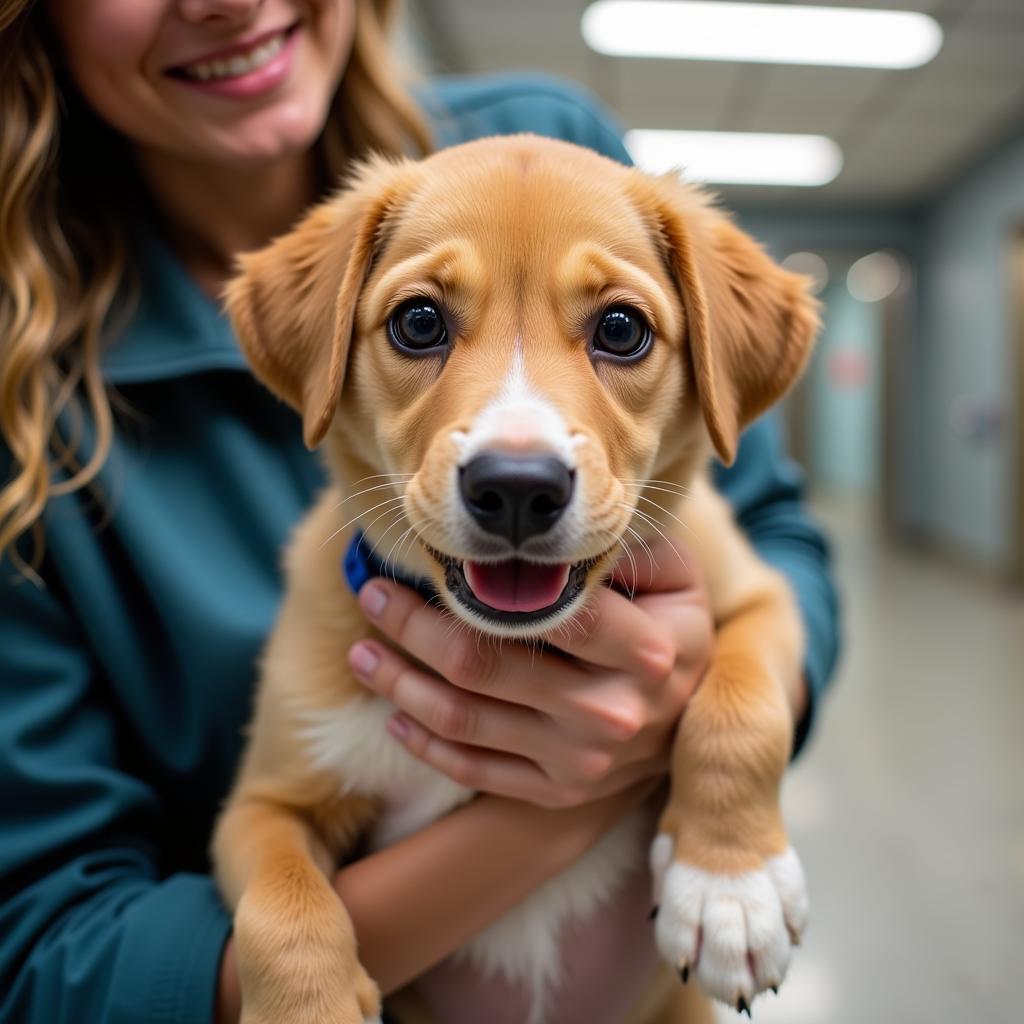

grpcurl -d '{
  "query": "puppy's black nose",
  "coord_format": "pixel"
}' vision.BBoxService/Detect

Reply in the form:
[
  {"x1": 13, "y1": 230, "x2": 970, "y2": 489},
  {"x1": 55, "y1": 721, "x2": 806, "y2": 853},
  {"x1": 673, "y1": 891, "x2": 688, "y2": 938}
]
[{"x1": 460, "y1": 453, "x2": 574, "y2": 546}]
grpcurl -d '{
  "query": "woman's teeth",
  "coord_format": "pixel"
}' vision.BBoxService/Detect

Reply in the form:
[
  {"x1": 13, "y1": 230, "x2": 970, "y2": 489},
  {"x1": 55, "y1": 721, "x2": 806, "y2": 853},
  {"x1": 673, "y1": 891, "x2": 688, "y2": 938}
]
[{"x1": 180, "y1": 31, "x2": 286, "y2": 82}]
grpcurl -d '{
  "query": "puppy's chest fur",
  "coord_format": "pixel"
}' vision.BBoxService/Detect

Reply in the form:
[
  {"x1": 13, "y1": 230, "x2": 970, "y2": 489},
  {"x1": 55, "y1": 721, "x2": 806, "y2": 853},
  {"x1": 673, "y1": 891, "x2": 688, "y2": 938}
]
[
  {"x1": 299, "y1": 693, "x2": 475, "y2": 849},
  {"x1": 296, "y1": 688, "x2": 648, "y2": 1021}
]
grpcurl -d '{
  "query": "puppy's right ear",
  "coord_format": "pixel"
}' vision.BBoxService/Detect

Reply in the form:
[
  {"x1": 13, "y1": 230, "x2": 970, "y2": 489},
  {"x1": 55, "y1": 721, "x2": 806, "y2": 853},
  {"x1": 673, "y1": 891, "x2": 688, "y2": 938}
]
[
  {"x1": 224, "y1": 157, "x2": 418, "y2": 449},
  {"x1": 627, "y1": 172, "x2": 819, "y2": 465}
]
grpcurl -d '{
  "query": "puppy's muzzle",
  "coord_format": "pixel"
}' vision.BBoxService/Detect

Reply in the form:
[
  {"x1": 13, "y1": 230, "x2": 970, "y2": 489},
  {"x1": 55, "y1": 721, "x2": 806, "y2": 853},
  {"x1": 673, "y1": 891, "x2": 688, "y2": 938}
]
[{"x1": 459, "y1": 452, "x2": 574, "y2": 547}]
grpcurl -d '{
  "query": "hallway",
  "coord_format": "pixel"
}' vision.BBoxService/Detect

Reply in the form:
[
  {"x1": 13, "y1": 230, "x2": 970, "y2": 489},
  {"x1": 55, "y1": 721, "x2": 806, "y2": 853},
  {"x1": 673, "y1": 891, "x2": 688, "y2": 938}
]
[{"x1": 719, "y1": 498, "x2": 1024, "y2": 1022}]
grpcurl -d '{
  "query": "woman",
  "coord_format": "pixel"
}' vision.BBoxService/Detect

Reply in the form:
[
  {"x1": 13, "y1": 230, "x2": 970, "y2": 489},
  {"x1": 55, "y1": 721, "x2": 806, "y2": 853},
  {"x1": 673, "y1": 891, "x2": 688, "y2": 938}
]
[{"x1": 0, "y1": 2, "x2": 840, "y2": 1022}]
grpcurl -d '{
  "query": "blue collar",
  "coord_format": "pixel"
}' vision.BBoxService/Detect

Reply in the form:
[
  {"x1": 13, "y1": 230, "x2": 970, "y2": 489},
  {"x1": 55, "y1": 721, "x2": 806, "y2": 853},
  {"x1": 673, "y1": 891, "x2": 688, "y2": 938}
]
[{"x1": 343, "y1": 531, "x2": 437, "y2": 600}]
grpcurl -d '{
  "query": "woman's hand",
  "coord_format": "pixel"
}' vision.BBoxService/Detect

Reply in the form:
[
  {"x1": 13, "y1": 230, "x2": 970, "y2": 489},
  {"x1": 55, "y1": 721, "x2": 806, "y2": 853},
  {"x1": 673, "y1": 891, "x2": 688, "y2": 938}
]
[{"x1": 347, "y1": 537, "x2": 714, "y2": 808}]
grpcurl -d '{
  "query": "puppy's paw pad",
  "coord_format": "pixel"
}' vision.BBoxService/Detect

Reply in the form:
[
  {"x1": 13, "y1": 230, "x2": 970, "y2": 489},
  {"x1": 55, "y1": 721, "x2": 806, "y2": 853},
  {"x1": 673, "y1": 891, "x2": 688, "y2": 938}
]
[{"x1": 649, "y1": 836, "x2": 808, "y2": 1006}]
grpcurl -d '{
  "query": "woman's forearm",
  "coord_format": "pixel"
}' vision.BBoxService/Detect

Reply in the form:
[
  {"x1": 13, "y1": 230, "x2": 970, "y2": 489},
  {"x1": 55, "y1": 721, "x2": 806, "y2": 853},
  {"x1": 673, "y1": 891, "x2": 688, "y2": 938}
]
[
  {"x1": 336, "y1": 789, "x2": 645, "y2": 995},
  {"x1": 216, "y1": 786, "x2": 649, "y2": 1021}
]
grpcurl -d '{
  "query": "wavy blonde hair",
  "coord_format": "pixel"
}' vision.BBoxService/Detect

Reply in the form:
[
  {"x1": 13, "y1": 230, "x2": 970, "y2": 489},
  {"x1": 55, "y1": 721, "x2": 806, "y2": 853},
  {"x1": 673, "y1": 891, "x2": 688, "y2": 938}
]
[{"x1": 0, "y1": 0, "x2": 431, "y2": 577}]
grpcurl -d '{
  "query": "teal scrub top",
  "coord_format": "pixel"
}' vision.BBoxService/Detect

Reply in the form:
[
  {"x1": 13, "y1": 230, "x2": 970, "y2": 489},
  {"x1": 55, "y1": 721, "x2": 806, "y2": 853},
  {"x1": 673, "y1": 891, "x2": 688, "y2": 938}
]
[{"x1": 0, "y1": 74, "x2": 840, "y2": 1024}]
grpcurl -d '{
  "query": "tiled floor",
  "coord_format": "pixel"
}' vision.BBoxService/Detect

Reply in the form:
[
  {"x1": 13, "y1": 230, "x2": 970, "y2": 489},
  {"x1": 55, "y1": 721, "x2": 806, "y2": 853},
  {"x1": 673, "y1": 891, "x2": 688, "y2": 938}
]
[{"x1": 715, "y1": 498, "x2": 1024, "y2": 1023}]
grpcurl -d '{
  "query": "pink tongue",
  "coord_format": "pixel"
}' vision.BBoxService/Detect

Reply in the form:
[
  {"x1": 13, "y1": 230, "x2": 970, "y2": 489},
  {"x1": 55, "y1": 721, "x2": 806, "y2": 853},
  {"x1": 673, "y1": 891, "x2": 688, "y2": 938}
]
[{"x1": 464, "y1": 560, "x2": 571, "y2": 613}]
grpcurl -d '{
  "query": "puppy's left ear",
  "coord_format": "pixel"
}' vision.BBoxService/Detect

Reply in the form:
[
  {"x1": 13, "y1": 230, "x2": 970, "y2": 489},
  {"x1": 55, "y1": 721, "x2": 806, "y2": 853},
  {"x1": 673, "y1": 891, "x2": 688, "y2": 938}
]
[
  {"x1": 224, "y1": 157, "x2": 418, "y2": 449},
  {"x1": 640, "y1": 176, "x2": 820, "y2": 465}
]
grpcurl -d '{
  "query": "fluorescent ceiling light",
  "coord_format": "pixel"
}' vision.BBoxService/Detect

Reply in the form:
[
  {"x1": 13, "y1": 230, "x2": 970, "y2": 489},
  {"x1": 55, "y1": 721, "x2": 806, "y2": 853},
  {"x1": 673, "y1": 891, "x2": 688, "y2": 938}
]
[
  {"x1": 582, "y1": 1, "x2": 943, "y2": 69},
  {"x1": 625, "y1": 129, "x2": 843, "y2": 187}
]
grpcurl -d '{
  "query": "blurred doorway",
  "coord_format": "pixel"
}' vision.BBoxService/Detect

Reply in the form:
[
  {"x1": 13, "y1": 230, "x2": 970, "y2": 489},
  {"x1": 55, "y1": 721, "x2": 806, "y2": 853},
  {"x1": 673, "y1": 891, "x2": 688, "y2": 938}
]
[{"x1": 784, "y1": 249, "x2": 913, "y2": 538}]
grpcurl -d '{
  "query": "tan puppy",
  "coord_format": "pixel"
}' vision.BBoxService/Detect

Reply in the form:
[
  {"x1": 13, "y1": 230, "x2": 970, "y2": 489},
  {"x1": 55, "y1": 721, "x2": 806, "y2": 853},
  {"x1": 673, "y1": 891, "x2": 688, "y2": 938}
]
[{"x1": 215, "y1": 134, "x2": 819, "y2": 1024}]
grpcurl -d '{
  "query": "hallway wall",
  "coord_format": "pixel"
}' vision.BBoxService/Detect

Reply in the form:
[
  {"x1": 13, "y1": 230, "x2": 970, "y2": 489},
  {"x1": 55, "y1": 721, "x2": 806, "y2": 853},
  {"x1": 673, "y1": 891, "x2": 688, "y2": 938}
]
[
  {"x1": 917, "y1": 131, "x2": 1024, "y2": 569},
  {"x1": 735, "y1": 125, "x2": 1024, "y2": 570}
]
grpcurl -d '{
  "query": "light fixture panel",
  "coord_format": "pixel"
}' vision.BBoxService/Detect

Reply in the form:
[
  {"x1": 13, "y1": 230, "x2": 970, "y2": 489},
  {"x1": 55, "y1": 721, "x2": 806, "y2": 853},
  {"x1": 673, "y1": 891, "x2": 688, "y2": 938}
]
[
  {"x1": 583, "y1": 1, "x2": 943, "y2": 69},
  {"x1": 626, "y1": 129, "x2": 843, "y2": 187}
]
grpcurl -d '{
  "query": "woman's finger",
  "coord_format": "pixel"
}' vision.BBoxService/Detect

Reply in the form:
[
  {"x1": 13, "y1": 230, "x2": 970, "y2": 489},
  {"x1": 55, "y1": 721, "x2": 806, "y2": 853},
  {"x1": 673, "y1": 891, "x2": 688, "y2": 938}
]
[
  {"x1": 348, "y1": 639, "x2": 552, "y2": 760},
  {"x1": 540, "y1": 536, "x2": 710, "y2": 674},
  {"x1": 610, "y1": 533, "x2": 706, "y2": 596},
  {"x1": 350, "y1": 640, "x2": 639, "y2": 784},
  {"x1": 387, "y1": 711, "x2": 671, "y2": 806},
  {"x1": 384, "y1": 716, "x2": 592, "y2": 809},
  {"x1": 357, "y1": 579, "x2": 589, "y2": 711},
  {"x1": 542, "y1": 586, "x2": 678, "y2": 679}
]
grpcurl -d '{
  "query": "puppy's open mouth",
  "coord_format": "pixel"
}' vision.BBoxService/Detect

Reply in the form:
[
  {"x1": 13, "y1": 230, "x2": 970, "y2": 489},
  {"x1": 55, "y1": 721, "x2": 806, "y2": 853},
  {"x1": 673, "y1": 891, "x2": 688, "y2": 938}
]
[{"x1": 429, "y1": 549, "x2": 598, "y2": 626}]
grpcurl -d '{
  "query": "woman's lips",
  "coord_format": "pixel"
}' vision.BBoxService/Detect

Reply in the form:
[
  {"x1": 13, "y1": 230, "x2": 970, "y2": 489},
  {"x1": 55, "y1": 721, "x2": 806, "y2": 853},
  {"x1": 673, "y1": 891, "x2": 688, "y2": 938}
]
[{"x1": 166, "y1": 24, "x2": 300, "y2": 99}]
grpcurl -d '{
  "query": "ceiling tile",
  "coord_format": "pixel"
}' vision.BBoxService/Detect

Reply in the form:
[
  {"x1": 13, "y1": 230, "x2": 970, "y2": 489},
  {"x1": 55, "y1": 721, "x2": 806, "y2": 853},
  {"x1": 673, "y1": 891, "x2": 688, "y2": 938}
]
[
  {"x1": 607, "y1": 60, "x2": 740, "y2": 130},
  {"x1": 931, "y1": 23, "x2": 1024, "y2": 79}
]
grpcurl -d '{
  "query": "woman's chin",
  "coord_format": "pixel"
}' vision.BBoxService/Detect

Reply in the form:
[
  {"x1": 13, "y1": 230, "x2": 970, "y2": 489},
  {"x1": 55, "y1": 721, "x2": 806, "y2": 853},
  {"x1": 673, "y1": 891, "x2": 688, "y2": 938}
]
[{"x1": 203, "y1": 103, "x2": 330, "y2": 168}]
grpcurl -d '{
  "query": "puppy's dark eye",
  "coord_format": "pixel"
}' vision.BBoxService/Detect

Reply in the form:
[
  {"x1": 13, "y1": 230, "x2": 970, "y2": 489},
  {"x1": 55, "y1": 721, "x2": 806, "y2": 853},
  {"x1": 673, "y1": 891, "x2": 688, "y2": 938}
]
[
  {"x1": 389, "y1": 300, "x2": 447, "y2": 353},
  {"x1": 593, "y1": 307, "x2": 651, "y2": 360}
]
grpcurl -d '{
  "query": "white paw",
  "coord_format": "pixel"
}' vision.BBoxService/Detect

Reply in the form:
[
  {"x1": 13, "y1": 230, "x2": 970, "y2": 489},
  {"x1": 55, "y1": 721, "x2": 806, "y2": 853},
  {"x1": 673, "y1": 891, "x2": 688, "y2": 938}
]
[{"x1": 649, "y1": 835, "x2": 808, "y2": 1011}]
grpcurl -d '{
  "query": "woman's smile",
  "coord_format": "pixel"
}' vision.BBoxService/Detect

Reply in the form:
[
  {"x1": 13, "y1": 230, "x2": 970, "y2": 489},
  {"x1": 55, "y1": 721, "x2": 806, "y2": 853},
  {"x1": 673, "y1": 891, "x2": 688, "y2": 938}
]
[
  {"x1": 45, "y1": 1, "x2": 354, "y2": 166},
  {"x1": 166, "y1": 21, "x2": 302, "y2": 99}
]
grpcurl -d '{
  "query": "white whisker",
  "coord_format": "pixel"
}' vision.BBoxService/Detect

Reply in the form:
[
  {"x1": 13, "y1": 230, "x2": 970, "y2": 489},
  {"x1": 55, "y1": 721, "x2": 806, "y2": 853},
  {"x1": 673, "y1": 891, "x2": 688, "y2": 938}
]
[
  {"x1": 361, "y1": 503, "x2": 409, "y2": 541},
  {"x1": 616, "y1": 532, "x2": 639, "y2": 597},
  {"x1": 370, "y1": 516, "x2": 412, "y2": 579},
  {"x1": 319, "y1": 494, "x2": 407, "y2": 550},
  {"x1": 333, "y1": 480, "x2": 409, "y2": 511},
  {"x1": 620, "y1": 478, "x2": 693, "y2": 497},
  {"x1": 350, "y1": 472, "x2": 415, "y2": 487},
  {"x1": 618, "y1": 503, "x2": 690, "y2": 573},
  {"x1": 621, "y1": 522, "x2": 657, "y2": 573},
  {"x1": 381, "y1": 526, "x2": 415, "y2": 579},
  {"x1": 625, "y1": 493, "x2": 700, "y2": 544},
  {"x1": 613, "y1": 537, "x2": 639, "y2": 597}
]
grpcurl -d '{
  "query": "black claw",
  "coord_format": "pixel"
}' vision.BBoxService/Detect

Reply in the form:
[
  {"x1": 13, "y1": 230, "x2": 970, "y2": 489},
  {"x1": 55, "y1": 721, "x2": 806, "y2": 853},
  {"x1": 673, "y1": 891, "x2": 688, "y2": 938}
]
[
  {"x1": 679, "y1": 965, "x2": 689, "y2": 984},
  {"x1": 737, "y1": 996, "x2": 751, "y2": 1017},
  {"x1": 648, "y1": 905, "x2": 659, "y2": 920},
  {"x1": 770, "y1": 986, "x2": 779, "y2": 996}
]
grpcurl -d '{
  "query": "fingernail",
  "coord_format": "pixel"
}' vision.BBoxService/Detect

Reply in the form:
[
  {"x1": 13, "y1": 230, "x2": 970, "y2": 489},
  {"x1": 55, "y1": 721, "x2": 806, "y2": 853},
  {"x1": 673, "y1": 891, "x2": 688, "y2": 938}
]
[
  {"x1": 387, "y1": 714, "x2": 410, "y2": 740},
  {"x1": 349, "y1": 642, "x2": 380, "y2": 682},
  {"x1": 360, "y1": 582, "x2": 388, "y2": 618}
]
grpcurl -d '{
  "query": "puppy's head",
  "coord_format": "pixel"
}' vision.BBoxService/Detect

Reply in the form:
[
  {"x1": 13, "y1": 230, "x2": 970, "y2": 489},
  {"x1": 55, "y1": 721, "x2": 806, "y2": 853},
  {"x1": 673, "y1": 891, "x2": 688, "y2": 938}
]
[{"x1": 225, "y1": 136, "x2": 818, "y2": 637}]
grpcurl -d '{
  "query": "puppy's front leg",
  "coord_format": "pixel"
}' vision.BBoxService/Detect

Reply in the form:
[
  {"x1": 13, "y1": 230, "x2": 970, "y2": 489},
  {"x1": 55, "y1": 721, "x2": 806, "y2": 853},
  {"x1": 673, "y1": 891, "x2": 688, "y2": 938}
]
[
  {"x1": 651, "y1": 479, "x2": 809, "y2": 1013},
  {"x1": 214, "y1": 794, "x2": 381, "y2": 1024}
]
